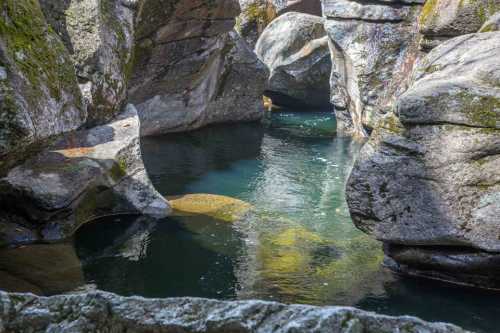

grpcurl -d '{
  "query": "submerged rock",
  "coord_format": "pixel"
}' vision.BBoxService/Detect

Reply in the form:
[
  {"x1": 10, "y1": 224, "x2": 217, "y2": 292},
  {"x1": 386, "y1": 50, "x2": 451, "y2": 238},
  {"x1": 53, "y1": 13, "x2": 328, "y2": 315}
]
[
  {"x1": 346, "y1": 32, "x2": 500, "y2": 288},
  {"x1": 0, "y1": 0, "x2": 86, "y2": 173},
  {"x1": 256, "y1": 12, "x2": 332, "y2": 109},
  {"x1": 0, "y1": 105, "x2": 169, "y2": 245},
  {"x1": 0, "y1": 291, "x2": 468, "y2": 332},
  {"x1": 322, "y1": 0, "x2": 423, "y2": 137},
  {"x1": 39, "y1": 0, "x2": 136, "y2": 126},
  {"x1": 129, "y1": 0, "x2": 268, "y2": 136}
]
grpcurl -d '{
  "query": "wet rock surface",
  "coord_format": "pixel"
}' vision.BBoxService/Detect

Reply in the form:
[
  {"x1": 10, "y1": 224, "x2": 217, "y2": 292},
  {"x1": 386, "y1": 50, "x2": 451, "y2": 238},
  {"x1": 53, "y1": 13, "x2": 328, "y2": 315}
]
[{"x1": 0, "y1": 291, "x2": 468, "y2": 332}]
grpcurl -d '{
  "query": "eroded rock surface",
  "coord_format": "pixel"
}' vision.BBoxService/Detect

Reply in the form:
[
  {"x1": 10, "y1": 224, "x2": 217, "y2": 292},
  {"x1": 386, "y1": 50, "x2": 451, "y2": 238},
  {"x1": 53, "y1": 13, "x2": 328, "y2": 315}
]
[
  {"x1": 256, "y1": 12, "x2": 332, "y2": 109},
  {"x1": 129, "y1": 0, "x2": 268, "y2": 136},
  {"x1": 346, "y1": 32, "x2": 500, "y2": 288},
  {"x1": 0, "y1": 291, "x2": 468, "y2": 332},
  {"x1": 323, "y1": 0, "x2": 423, "y2": 137},
  {"x1": 0, "y1": 0, "x2": 86, "y2": 172},
  {"x1": 0, "y1": 105, "x2": 169, "y2": 245}
]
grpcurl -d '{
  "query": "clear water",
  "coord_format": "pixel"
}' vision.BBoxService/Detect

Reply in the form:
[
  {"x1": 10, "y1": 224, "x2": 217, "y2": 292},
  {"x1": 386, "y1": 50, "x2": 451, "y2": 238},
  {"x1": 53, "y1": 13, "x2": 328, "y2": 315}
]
[{"x1": 1, "y1": 111, "x2": 499, "y2": 332}]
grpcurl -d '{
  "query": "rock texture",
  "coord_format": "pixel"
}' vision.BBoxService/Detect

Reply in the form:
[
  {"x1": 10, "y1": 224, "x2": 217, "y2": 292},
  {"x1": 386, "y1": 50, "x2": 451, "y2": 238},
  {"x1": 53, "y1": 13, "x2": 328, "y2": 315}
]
[
  {"x1": 0, "y1": 291, "x2": 468, "y2": 332},
  {"x1": 323, "y1": 0, "x2": 423, "y2": 137},
  {"x1": 129, "y1": 0, "x2": 268, "y2": 136},
  {"x1": 0, "y1": 0, "x2": 86, "y2": 173},
  {"x1": 346, "y1": 32, "x2": 500, "y2": 288},
  {"x1": 39, "y1": 0, "x2": 137, "y2": 127},
  {"x1": 479, "y1": 11, "x2": 500, "y2": 32},
  {"x1": 419, "y1": 0, "x2": 500, "y2": 50},
  {"x1": 256, "y1": 12, "x2": 332, "y2": 109},
  {"x1": 0, "y1": 105, "x2": 169, "y2": 245}
]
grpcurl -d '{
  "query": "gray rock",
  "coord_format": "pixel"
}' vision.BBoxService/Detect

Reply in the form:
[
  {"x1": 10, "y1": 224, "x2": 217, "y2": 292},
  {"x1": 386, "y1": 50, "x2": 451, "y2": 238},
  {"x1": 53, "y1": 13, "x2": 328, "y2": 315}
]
[
  {"x1": 39, "y1": 0, "x2": 136, "y2": 126},
  {"x1": 418, "y1": 0, "x2": 500, "y2": 50},
  {"x1": 236, "y1": 0, "x2": 278, "y2": 47},
  {"x1": 479, "y1": 11, "x2": 500, "y2": 32},
  {"x1": 0, "y1": 0, "x2": 86, "y2": 173},
  {"x1": 129, "y1": 0, "x2": 267, "y2": 136},
  {"x1": 323, "y1": 0, "x2": 422, "y2": 137},
  {"x1": 346, "y1": 32, "x2": 500, "y2": 288},
  {"x1": 0, "y1": 291, "x2": 468, "y2": 332},
  {"x1": 0, "y1": 104, "x2": 170, "y2": 245},
  {"x1": 256, "y1": 12, "x2": 332, "y2": 109}
]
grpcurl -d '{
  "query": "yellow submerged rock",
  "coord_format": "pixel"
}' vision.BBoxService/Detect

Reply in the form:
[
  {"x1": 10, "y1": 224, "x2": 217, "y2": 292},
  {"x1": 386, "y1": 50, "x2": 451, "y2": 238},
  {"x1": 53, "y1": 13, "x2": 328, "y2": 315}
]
[{"x1": 166, "y1": 194, "x2": 252, "y2": 223}]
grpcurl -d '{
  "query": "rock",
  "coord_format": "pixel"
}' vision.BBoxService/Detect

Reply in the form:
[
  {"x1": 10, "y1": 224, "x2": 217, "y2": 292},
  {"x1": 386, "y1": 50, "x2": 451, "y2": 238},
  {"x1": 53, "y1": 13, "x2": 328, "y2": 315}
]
[
  {"x1": 323, "y1": 0, "x2": 422, "y2": 137},
  {"x1": 39, "y1": 0, "x2": 137, "y2": 126},
  {"x1": 236, "y1": 0, "x2": 278, "y2": 47},
  {"x1": 0, "y1": 0, "x2": 86, "y2": 173},
  {"x1": 479, "y1": 11, "x2": 500, "y2": 32},
  {"x1": 0, "y1": 105, "x2": 170, "y2": 245},
  {"x1": 256, "y1": 12, "x2": 332, "y2": 109},
  {"x1": 346, "y1": 32, "x2": 500, "y2": 288},
  {"x1": 0, "y1": 291, "x2": 468, "y2": 332},
  {"x1": 277, "y1": 0, "x2": 322, "y2": 16},
  {"x1": 418, "y1": 0, "x2": 500, "y2": 50},
  {"x1": 129, "y1": 0, "x2": 268, "y2": 136}
]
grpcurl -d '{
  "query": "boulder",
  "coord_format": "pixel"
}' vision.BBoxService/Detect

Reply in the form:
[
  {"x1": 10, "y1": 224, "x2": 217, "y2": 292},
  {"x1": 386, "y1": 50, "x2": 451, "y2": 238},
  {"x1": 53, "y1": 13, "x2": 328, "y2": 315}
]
[
  {"x1": 346, "y1": 32, "x2": 500, "y2": 288},
  {"x1": 39, "y1": 0, "x2": 137, "y2": 126},
  {"x1": 129, "y1": 0, "x2": 268, "y2": 136},
  {"x1": 479, "y1": 11, "x2": 500, "y2": 32},
  {"x1": 0, "y1": 0, "x2": 86, "y2": 173},
  {"x1": 0, "y1": 291, "x2": 468, "y2": 332},
  {"x1": 0, "y1": 105, "x2": 170, "y2": 245},
  {"x1": 255, "y1": 12, "x2": 332, "y2": 109},
  {"x1": 323, "y1": 0, "x2": 423, "y2": 137},
  {"x1": 419, "y1": 0, "x2": 500, "y2": 50},
  {"x1": 236, "y1": 0, "x2": 278, "y2": 47}
]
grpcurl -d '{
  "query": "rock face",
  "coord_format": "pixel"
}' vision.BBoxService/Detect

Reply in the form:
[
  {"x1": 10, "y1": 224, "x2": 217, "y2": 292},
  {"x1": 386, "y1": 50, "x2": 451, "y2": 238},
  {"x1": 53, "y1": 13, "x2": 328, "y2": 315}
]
[
  {"x1": 323, "y1": 0, "x2": 423, "y2": 137},
  {"x1": 39, "y1": 0, "x2": 137, "y2": 127},
  {"x1": 346, "y1": 32, "x2": 500, "y2": 289},
  {"x1": 129, "y1": 0, "x2": 268, "y2": 136},
  {"x1": 256, "y1": 12, "x2": 332, "y2": 109},
  {"x1": 0, "y1": 0, "x2": 86, "y2": 173},
  {"x1": 0, "y1": 105, "x2": 169, "y2": 245},
  {"x1": 0, "y1": 291, "x2": 468, "y2": 332},
  {"x1": 419, "y1": 0, "x2": 500, "y2": 50}
]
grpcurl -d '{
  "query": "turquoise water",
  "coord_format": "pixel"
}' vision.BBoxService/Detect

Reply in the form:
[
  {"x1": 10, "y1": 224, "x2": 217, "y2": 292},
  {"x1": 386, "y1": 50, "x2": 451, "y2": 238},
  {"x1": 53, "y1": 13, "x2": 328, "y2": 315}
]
[{"x1": 1, "y1": 111, "x2": 499, "y2": 332}]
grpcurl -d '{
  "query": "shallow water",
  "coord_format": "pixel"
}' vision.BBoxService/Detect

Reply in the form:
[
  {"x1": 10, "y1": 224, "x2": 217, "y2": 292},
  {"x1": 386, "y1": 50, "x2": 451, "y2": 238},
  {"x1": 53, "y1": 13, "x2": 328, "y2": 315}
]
[{"x1": 1, "y1": 111, "x2": 499, "y2": 332}]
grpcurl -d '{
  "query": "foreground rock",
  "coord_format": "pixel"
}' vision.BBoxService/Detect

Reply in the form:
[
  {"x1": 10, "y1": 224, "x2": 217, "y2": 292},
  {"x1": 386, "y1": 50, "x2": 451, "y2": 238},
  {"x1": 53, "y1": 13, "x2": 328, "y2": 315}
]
[
  {"x1": 323, "y1": 0, "x2": 423, "y2": 137},
  {"x1": 0, "y1": 0, "x2": 86, "y2": 173},
  {"x1": 346, "y1": 32, "x2": 500, "y2": 288},
  {"x1": 419, "y1": 0, "x2": 500, "y2": 50},
  {"x1": 256, "y1": 12, "x2": 331, "y2": 109},
  {"x1": 0, "y1": 291, "x2": 468, "y2": 332},
  {"x1": 39, "y1": 0, "x2": 136, "y2": 126},
  {"x1": 129, "y1": 0, "x2": 268, "y2": 136},
  {"x1": 0, "y1": 105, "x2": 169, "y2": 245}
]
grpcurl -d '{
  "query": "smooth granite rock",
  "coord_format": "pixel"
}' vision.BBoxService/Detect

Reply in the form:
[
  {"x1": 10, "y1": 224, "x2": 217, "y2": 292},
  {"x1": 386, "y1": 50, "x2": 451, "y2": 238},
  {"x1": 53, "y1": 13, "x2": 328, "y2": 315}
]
[
  {"x1": 0, "y1": 0, "x2": 86, "y2": 173},
  {"x1": 129, "y1": 0, "x2": 268, "y2": 136},
  {"x1": 346, "y1": 32, "x2": 500, "y2": 288},
  {"x1": 323, "y1": 0, "x2": 422, "y2": 137},
  {"x1": 0, "y1": 291, "x2": 469, "y2": 332},
  {"x1": 0, "y1": 104, "x2": 170, "y2": 245},
  {"x1": 256, "y1": 12, "x2": 332, "y2": 108}
]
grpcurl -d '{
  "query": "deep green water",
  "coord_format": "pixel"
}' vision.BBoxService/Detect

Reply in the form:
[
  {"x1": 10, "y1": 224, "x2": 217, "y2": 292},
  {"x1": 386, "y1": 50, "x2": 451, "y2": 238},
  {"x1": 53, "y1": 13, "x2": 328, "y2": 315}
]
[{"x1": 1, "y1": 111, "x2": 499, "y2": 332}]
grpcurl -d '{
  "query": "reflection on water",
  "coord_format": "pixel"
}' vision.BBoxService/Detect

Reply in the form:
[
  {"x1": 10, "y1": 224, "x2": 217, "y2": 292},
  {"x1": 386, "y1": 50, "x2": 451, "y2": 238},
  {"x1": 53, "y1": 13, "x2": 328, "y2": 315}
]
[{"x1": 1, "y1": 111, "x2": 499, "y2": 332}]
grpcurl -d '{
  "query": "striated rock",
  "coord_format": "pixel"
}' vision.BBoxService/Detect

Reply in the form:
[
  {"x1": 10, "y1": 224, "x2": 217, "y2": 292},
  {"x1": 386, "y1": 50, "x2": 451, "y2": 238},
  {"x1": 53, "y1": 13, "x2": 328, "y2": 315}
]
[
  {"x1": 256, "y1": 12, "x2": 332, "y2": 109},
  {"x1": 418, "y1": 0, "x2": 500, "y2": 50},
  {"x1": 323, "y1": 0, "x2": 423, "y2": 137},
  {"x1": 346, "y1": 32, "x2": 500, "y2": 288},
  {"x1": 0, "y1": 105, "x2": 169, "y2": 245},
  {"x1": 39, "y1": 0, "x2": 137, "y2": 126},
  {"x1": 0, "y1": 291, "x2": 468, "y2": 332},
  {"x1": 0, "y1": 0, "x2": 86, "y2": 173},
  {"x1": 479, "y1": 11, "x2": 500, "y2": 32},
  {"x1": 129, "y1": 0, "x2": 268, "y2": 136}
]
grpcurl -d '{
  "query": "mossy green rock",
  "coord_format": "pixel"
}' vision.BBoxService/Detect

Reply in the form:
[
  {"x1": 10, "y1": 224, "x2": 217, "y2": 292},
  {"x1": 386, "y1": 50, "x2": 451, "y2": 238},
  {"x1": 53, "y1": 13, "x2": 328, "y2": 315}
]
[{"x1": 0, "y1": 0, "x2": 86, "y2": 172}]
